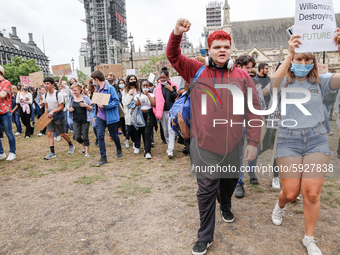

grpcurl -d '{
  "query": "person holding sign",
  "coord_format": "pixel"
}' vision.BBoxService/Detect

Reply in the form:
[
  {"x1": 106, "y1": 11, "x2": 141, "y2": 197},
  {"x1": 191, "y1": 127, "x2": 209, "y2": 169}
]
[
  {"x1": 270, "y1": 29, "x2": 340, "y2": 255},
  {"x1": 68, "y1": 83, "x2": 92, "y2": 158},
  {"x1": 42, "y1": 77, "x2": 76, "y2": 160},
  {"x1": 91, "y1": 70, "x2": 122, "y2": 167}
]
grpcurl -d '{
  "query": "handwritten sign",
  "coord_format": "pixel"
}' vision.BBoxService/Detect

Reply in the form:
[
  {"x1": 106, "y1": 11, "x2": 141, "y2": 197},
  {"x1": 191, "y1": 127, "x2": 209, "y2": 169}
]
[
  {"x1": 294, "y1": 0, "x2": 338, "y2": 53},
  {"x1": 29, "y1": 71, "x2": 44, "y2": 88},
  {"x1": 51, "y1": 64, "x2": 72, "y2": 76},
  {"x1": 95, "y1": 64, "x2": 122, "y2": 77},
  {"x1": 317, "y1": 63, "x2": 329, "y2": 74},
  {"x1": 66, "y1": 70, "x2": 78, "y2": 81},
  {"x1": 35, "y1": 112, "x2": 53, "y2": 131},
  {"x1": 91, "y1": 92, "x2": 110, "y2": 106},
  {"x1": 20, "y1": 76, "x2": 31, "y2": 87}
]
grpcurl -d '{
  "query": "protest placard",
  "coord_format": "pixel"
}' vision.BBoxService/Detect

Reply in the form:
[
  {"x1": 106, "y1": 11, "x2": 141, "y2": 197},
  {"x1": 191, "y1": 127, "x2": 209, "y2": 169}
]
[
  {"x1": 126, "y1": 69, "x2": 136, "y2": 75},
  {"x1": 20, "y1": 76, "x2": 31, "y2": 87},
  {"x1": 35, "y1": 112, "x2": 53, "y2": 131},
  {"x1": 51, "y1": 64, "x2": 72, "y2": 76},
  {"x1": 29, "y1": 71, "x2": 44, "y2": 88},
  {"x1": 95, "y1": 64, "x2": 122, "y2": 77},
  {"x1": 148, "y1": 73, "x2": 155, "y2": 83},
  {"x1": 66, "y1": 70, "x2": 78, "y2": 81},
  {"x1": 317, "y1": 63, "x2": 329, "y2": 74},
  {"x1": 91, "y1": 92, "x2": 110, "y2": 106},
  {"x1": 294, "y1": 0, "x2": 338, "y2": 53}
]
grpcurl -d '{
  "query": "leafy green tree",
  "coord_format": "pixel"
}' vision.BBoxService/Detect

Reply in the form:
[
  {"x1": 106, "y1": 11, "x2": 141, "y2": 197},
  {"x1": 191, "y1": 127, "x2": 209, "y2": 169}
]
[
  {"x1": 3, "y1": 56, "x2": 40, "y2": 85},
  {"x1": 140, "y1": 53, "x2": 168, "y2": 74},
  {"x1": 77, "y1": 69, "x2": 90, "y2": 82}
]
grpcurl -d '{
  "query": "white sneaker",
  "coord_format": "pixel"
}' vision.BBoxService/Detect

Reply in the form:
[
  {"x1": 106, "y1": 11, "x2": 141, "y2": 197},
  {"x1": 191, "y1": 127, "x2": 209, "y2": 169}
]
[
  {"x1": 302, "y1": 236, "x2": 322, "y2": 255},
  {"x1": 37, "y1": 133, "x2": 45, "y2": 137},
  {"x1": 124, "y1": 140, "x2": 130, "y2": 148},
  {"x1": 272, "y1": 201, "x2": 285, "y2": 226},
  {"x1": 15, "y1": 132, "x2": 21, "y2": 136},
  {"x1": 327, "y1": 131, "x2": 333, "y2": 136},
  {"x1": 6, "y1": 153, "x2": 16, "y2": 161},
  {"x1": 272, "y1": 177, "x2": 280, "y2": 189},
  {"x1": 167, "y1": 150, "x2": 174, "y2": 159},
  {"x1": 84, "y1": 153, "x2": 90, "y2": 158},
  {"x1": 56, "y1": 135, "x2": 61, "y2": 142},
  {"x1": 145, "y1": 152, "x2": 152, "y2": 159},
  {"x1": 25, "y1": 136, "x2": 30, "y2": 139},
  {"x1": 54, "y1": 137, "x2": 57, "y2": 141},
  {"x1": 0, "y1": 153, "x2": 6, "y2": 160},
  {"x1": 134, "y1": 148, "x2": 139, "y2": 154}
]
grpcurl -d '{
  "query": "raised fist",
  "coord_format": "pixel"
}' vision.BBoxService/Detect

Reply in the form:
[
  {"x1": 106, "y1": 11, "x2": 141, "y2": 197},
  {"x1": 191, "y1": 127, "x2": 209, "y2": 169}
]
[{"x1": 174, "y1": 18, "x2": 191, "y2": 36}]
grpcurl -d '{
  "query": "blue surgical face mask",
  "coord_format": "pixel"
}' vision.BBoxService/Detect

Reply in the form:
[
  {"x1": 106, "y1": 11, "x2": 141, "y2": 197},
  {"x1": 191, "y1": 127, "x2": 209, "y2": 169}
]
[
  {"x1": 291, "y1": 63, "x2": 314, "y2": 78},
  {"x1": 142, "y1": 88, "x2": 148, "y2": 92},
  {"x1": 161, "y1": 81, "x2": 167, "y2": 85},
  {"x1": 119, "y1": 84, "x2": 124, "y2": 89}
]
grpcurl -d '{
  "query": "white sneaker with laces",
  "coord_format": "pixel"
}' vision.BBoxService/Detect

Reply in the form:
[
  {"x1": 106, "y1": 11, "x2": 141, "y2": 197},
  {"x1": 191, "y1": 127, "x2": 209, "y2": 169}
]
[
  {"x1": 272, "y1": 201, "x2": 285, "y2": 226},
  {"x1": 302, "y1": 236, "x2": 322, "y2": 255},
  {"x1": 145, "y1": 152, "x2": 152, "y2": 159},
  {"x1": 37, "y1": 133, "x2": 45, "y2": 137},
  {"x1": 124, "y1": 140, "x2": 130, "y2": 148},
  {"x1": 167, "y1": 150, "x2": 173, "y2": 159},
  {"x1": 6, "y1": 153, "x2": 16, "y2": 161},
  {"x1": 0, "y1": 153, "x2": 6, "y2": 160},
  {"x1": 134, "y1": 148, "x2": 139, "y2": 154},
  {"x1": 272, "y1": 177, "x2": 280, "y2": 189},
  {"x1": 15, "y1": 132, "x2": 21, "y2": 136},
  {"x1": 25, "y1": 136, "x2": 30, "y2": 139},
  {"x1": 327, "y1": 131, "x2": 333, "y2": 136}
]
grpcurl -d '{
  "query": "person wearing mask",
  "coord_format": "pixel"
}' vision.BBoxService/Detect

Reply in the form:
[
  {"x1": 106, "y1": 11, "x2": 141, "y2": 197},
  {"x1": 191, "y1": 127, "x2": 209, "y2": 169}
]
[
  {"x1": 69, "y1": 78, "x2": 77, "y2": 85},
  {"x1": 122, "y1": 75, "x2": 140, "y2": 152},
  {"x1": 59, "y1": 77, "x2": 73, "y2": 134},
  {"x1": 91, "y1": 70, "x2": 122, "y2": 166},
  {"x1": 11, "y1": 86, "x2": 22, "y2": 136},
  {"x1": 153, "y1": 67, "x2": 178, "y2": 158},
  {"x1": 16, "y1": 84, "x2": 34, "y2": 138},
  {"x1": 271, "y1": 30, "x2": 340, "y2": 255},
  {"x1": 17, "y1": 83, "x2": 21, "y2": 93},
  {"x1": 117, "y1": 79, "x2": 129, "y2": 144},
  {"x1": 107, "y1": 72, "x2": 118, "y2": 91},
  {"x1": 0, "y1": 65, "x2": 16, "y2": 161},
  {"x1": 134, "y1": 80, "x2": 156, "y2": 159},
  {"x1": 68, "y1": 83, "x2": 92, "y2": 158},
  {"x1": 42, "y1": 77, "x2": 75, "y2": 160}
]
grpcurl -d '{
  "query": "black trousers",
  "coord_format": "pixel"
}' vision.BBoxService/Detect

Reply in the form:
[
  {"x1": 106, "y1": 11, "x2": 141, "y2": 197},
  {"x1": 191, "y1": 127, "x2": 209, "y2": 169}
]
[
  {"x1": 139, "y1": 109, "x2": 155, "y2": 154},
  {"x1": 73, "y1": 122, "x2": 90, "y2": 146},
  {"x1": 191, "y1": 138, "x2": 242, "y2": 242},
  {"x1": 20, "y1": 109, "x2": 33, "y2": 137}
]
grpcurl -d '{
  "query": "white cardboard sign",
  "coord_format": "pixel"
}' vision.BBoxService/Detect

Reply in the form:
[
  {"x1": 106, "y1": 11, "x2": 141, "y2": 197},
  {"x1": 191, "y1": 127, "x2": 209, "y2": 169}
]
[{"x1": 294, "y1": 0, "x2": 338, "y2": 53}]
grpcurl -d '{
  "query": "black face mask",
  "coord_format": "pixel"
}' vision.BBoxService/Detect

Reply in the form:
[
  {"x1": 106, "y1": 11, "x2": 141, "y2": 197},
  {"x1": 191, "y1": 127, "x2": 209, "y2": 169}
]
[
  {"x1": 129, "y1": 81, "x2": 137, "y2": 86},
  {"x1": 107, "y1": 79, "x2": 114, "y2": 85},
  {"x1": 23, "y1": 88, "x2": 29, "y2": 92}
]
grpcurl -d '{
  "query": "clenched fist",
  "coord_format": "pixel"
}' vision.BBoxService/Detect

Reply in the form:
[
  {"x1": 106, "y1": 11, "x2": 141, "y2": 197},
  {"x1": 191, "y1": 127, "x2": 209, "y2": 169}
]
[{"x1": 174, "y1": 18, "x2": 191, "y2": 36}]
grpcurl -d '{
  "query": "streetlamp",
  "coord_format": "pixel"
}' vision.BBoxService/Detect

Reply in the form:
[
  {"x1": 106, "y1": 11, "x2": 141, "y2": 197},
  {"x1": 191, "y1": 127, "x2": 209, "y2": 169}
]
[
  {"x1": 128, "y1": 33, "x2": 134, "y2": 69},
  {"x1": 71, "y1": 57, "x2": 75, "y2": 71}
]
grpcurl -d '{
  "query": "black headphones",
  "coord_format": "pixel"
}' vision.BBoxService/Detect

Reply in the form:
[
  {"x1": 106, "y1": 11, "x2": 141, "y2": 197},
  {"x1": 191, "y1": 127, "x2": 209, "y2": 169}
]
[{"x1": 205, "y1": 56, "x2": 234, "y2": 70}]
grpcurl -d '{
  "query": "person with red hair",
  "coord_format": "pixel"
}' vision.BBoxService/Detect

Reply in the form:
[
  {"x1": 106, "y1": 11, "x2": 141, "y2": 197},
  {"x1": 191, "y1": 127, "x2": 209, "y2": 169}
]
[{"x1": 167, "y1": 18, "x2": 261, "y2": 254}]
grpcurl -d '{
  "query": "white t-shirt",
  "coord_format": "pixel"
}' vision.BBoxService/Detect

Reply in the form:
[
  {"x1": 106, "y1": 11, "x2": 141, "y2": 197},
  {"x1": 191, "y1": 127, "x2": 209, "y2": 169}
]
[
  {"x1": 134, "y1": 92, "x2": 154, "y2": 110},
  {"x1": 43, "y1": 90, "x2": 64, "y2": 113}
]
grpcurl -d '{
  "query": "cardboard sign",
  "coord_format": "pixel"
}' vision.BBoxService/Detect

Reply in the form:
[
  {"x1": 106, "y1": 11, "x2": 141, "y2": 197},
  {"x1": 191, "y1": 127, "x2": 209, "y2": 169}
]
[
  {"x1": 66, "y1": 70, "x2": 78, "y2": 81},
  {"x1": 317, "y1": 63, "x2": 329, "y2": 74},
  {"x1": 35, "y1": 112, "x2": 53, "y2": 131},
  {"x1": 51, "y1": 64, "x2": 72, "y2": 76},
  {"x1": 95, "y1": 64, "x2": 122, "y2": 77},
  {"x1": 294, "y1": 0, "x2": 338, "y2": 53},
  {"x1": 29, "y1": 71, "x2": 44, "y2": 88},
  {"x1": 91, "y1": 92, "x2": 110, "y2": 106},
  {"x1": 20, "y1": 76, "x2": 31, "y2": 87}
]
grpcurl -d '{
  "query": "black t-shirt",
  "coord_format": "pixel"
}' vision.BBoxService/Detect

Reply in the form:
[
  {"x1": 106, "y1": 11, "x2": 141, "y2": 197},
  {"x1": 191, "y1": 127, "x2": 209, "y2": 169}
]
[{"x1": 73, "y1": 101, "x2": 88, "y2": 123}]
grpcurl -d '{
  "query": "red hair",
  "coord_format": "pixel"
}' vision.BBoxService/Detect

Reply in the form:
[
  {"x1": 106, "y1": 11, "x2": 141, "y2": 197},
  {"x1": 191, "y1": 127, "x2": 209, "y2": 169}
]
[{"x1": 207, "y1": 30, "x2": 232, "y2": 48}]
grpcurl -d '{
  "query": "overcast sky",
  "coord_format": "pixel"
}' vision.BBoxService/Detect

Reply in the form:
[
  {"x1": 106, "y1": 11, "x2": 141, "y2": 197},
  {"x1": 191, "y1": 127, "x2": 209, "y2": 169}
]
[{"x1": 1, "y1": 0, "x2": 340, "y2": 71}]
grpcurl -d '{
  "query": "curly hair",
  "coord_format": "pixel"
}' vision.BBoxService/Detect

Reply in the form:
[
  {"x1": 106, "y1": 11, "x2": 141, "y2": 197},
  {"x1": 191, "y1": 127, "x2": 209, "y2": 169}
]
[{"x1": 207, "y1": 30, "x2": 232, "y2": 48}]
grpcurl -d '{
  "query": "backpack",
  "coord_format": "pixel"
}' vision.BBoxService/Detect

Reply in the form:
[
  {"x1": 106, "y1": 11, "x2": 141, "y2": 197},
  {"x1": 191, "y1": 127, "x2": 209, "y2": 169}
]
[{"x1": 169, "y1": 65, "x2": 206, "y2": 138}]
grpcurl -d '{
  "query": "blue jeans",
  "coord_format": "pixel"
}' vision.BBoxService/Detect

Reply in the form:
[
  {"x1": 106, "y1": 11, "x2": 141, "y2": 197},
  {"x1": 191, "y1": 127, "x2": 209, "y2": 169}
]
[
  {"x1": 323, "y1": 104, "x2": 332, "y2": 132},
  {"x1": 65, "y1": 110, "x2": 73, "y2": 133},
  {"x1": 238, "y1": 126, "x2": 260, "y2": 186},
  {"x1": 0, "y1": 112, "x2": 16, "y2": 154},
  {"x1": 13, "y1": 114, "x2": 22, "y2": 134},
  {"x1": 96, "y1": 117, "x2": 121, "y2": 159}
]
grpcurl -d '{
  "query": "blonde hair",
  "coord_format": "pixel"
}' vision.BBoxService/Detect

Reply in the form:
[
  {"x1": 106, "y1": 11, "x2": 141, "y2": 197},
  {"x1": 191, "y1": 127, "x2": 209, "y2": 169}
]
[
  {"x1": 287, "y1": 52, "x2": 320, "y2": 84},
  {"x1": 71, "y1": 83, "x2": 83, "y2": 93},
  {"x1": 12, "y1": 86, "x2": 18, "y2": 95}
]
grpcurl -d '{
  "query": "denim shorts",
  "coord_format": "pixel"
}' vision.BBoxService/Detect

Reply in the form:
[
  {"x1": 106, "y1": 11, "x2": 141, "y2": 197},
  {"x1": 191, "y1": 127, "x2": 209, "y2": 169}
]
[{"x1": 274, "y1": 123, "x2": 332, "y2": 159}]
